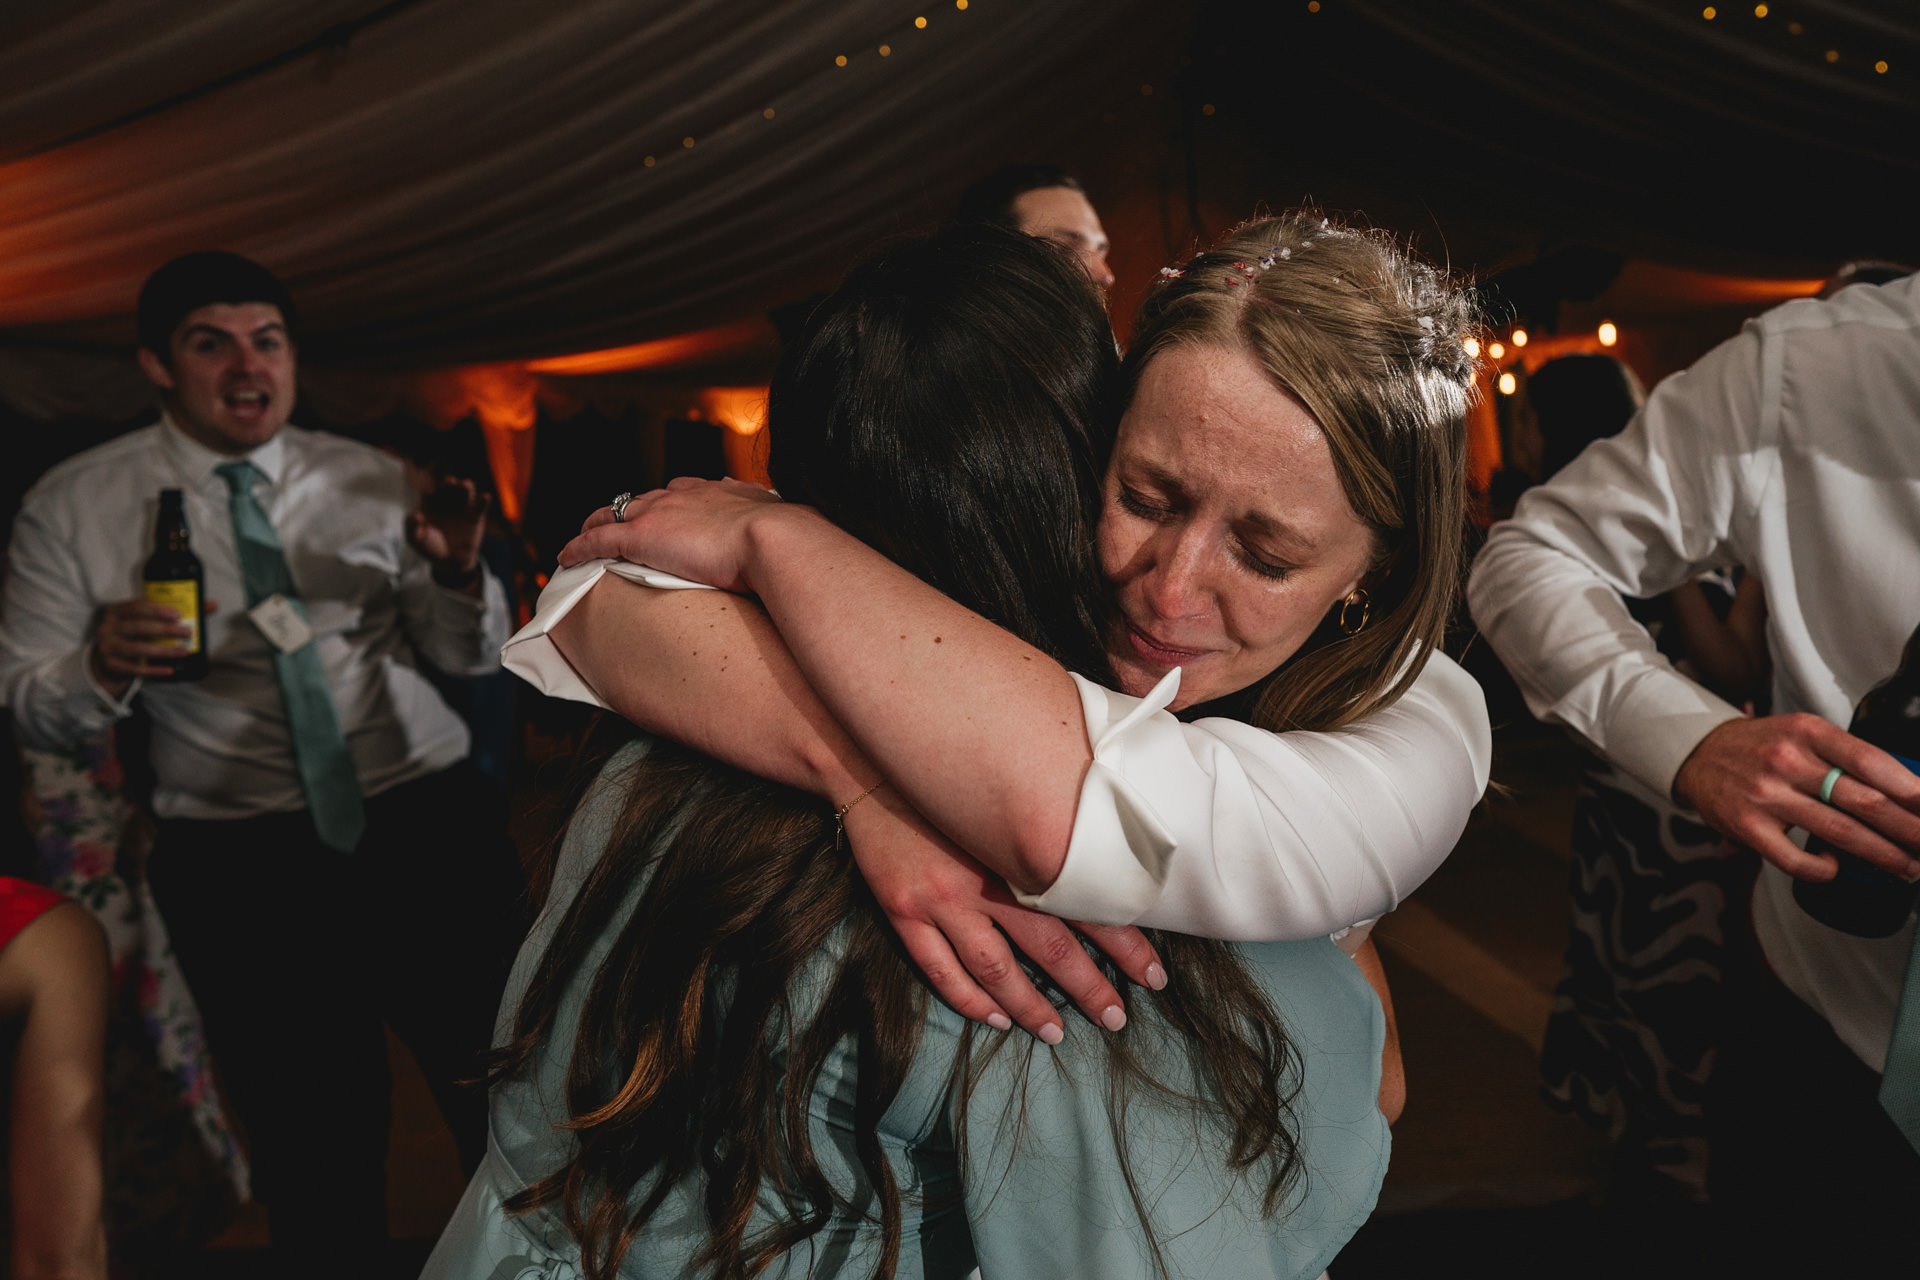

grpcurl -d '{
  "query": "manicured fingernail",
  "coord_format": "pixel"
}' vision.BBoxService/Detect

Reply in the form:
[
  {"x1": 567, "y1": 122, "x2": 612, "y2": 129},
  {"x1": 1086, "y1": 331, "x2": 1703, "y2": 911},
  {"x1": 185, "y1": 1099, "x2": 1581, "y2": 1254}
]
[
  {"x1": 986, "y1": 1012, "x2": 1013, "y2": 1031},
  {"x1": 1145, "y1": 962, "x2": 1167, "y2": 991},
  {"x1": 1100, "y1": 1004, "x2": 1127, "y2": 1031},
  {"x1": 1905, "y1": 863, "x2": 1920, "y2": 885},
  {"x1": 1038, "y1": 1022, "x2": 1064, "y2": 1045}
]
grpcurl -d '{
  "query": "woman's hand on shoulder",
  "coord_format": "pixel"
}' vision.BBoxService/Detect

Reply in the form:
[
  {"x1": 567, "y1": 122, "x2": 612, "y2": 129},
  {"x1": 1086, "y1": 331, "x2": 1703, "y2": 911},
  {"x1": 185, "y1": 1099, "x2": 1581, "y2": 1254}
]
[
  {"x1": 847, "y1": 785, "x2": 1165, "y2": 1044},
  {"x1": 562, "y1": 477, "x2": 791, "y2": 591}
]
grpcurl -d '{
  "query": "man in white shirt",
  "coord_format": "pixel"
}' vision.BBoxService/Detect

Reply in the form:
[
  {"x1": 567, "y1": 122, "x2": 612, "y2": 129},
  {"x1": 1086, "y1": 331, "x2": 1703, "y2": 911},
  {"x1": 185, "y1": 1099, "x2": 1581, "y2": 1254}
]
[
  {"x1": 0, "y1": 252, "x2": 524, "y2": 1274},
  {"x1": 1469, "y1": 274, "x2": 1920, "y2": 1256}
]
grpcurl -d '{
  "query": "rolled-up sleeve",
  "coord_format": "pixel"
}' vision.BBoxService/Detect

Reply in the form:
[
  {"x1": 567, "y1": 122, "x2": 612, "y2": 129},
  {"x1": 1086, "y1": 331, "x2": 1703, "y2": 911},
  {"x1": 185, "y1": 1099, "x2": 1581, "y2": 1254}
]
[
  {"x1": 399, "y1": 556, "x2": 512, "y2": 679},
  {"x1": 500, "y1": 559, "x2": 714, "y2": 705},
  {"x1": 1023, "y1": 652, "x2": 1491, "y2": 940}
]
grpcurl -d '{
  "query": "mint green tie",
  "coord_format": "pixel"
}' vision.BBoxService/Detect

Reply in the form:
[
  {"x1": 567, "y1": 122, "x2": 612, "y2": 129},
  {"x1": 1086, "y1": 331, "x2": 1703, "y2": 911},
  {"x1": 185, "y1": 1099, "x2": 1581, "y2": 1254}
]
[
  {"x1": 1883, "y1": 932, "x2": 1920, "y2": 1153},
  {"x1": 215, "y1": 462, "x2": 366, "y2": 853}
]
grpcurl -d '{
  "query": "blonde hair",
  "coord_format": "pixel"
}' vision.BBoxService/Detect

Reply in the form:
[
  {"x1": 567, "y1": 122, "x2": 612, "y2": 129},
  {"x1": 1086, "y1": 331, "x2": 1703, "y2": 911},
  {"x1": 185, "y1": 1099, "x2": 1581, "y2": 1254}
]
[{"x1": 1125, "y1": 211, "x2": 1480, "y2": 732}]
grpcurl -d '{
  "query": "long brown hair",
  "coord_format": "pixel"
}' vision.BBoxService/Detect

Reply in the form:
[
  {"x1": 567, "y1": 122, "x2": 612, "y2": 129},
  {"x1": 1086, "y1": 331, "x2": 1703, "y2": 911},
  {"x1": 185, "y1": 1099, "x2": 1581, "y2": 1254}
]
[
  {"x1": 1128, "y1": 211, "x2": 1482, "y2": 732},
  {"x1": 489, "y1": 227, "x2": 1306, "y2": 1279}
]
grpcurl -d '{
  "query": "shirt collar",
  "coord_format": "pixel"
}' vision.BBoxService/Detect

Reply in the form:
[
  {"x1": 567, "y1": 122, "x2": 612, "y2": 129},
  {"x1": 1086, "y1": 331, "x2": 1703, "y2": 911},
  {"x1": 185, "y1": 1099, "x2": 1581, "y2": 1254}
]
[{"x1": 159, "y1": 413, "x2": 288, "y2": 490}]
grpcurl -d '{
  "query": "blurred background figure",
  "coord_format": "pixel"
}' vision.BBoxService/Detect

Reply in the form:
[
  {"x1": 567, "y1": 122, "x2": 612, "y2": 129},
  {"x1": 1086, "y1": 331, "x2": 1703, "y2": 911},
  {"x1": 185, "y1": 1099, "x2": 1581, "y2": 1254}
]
[
  {"x1": 1522, "y1": 353, "x2": 1768, "y2": 1207},
  {"x1": 0, "y1": 251, "x2": 526, "y2": 1278},
  {"x1": 1473, "y1": 271, "x2": 1920, "y2": 1273},
  {"x1": 7, "y1": 721, "x2": 249, "y2": 1262},
  {"x1": 951, "y1": 162, "x2": 1116, "y2": 292},
  {"x1": 0, "y1": 876, "x2": 109, "y2": 1280}
]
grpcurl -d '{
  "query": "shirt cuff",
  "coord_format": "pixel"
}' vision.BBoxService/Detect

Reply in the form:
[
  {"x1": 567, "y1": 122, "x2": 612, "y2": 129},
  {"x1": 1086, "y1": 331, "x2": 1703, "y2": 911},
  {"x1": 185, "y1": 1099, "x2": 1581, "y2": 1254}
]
[
  {"x1": 1013, "y1": 670, "x2": 1181, "y2": 925},
  {"x1": 79, "y1": 642, "x2": 140, "y2": 718},
  {"x1": 1588, "y1": 667, "x2": 1747, "y2": 800},
  {"x1": 500, "y1": 558, "x2": 714, "y2": 706}
]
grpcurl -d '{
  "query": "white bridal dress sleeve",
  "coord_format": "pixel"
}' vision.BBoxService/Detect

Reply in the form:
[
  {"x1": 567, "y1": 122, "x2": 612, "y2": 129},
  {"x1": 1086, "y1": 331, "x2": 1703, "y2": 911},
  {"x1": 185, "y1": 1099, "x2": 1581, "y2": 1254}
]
[{"x1": 504, "y1": 559, "x2": 1490, "y2": 942}]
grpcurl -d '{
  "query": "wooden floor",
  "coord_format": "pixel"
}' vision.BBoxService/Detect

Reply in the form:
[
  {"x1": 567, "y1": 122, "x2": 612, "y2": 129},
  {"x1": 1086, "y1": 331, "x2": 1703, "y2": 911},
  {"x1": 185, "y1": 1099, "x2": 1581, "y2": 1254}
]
[{"x1": 196, "y1": 729, "x2": 1644, "y2": 1277}]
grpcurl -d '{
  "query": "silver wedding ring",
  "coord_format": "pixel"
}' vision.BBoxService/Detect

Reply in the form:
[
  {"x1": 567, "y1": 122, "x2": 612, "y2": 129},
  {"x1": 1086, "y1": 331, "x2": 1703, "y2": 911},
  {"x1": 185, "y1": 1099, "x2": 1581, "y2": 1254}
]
[{"x1": 611, "y1": 491, "x2": 634, "y2": 522}]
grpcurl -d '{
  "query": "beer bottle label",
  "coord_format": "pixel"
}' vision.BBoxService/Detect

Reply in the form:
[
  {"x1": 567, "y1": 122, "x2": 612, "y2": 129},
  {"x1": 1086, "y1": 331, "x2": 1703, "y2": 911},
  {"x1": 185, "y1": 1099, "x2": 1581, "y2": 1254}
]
[{"x1": 143, "y1": 580, "x2": 200, "y2": 653}]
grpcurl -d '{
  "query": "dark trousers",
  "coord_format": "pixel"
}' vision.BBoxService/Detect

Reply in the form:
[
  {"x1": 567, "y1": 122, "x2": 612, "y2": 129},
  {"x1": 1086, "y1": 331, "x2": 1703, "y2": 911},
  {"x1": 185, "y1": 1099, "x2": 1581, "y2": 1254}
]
[
  {"x1": 147, "y1": 762, "x2": 527, "y2": 1273},
  {"x1": 1709, "y1": 954, "x2": 1920, "y2": 1272}
]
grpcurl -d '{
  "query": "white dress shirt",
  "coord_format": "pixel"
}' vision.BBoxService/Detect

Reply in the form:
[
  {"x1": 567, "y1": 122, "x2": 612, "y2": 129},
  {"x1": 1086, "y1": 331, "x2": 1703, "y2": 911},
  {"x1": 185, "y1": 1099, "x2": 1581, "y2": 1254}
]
[
  {"x1": 1, "y1": 416, "x2": 510, "y2": 820},
  {"x1": 1470, "y1": 274, "x2": 1920, "y2": 1071},
  {"x1": 505, "y1": 558, "x2": 1492, "y2": 941}
]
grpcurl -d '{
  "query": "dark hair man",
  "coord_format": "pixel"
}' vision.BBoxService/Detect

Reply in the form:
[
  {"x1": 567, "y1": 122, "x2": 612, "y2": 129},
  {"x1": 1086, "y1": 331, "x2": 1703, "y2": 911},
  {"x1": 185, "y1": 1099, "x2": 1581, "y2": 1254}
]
[
  {"x1": 951, "y1": 163, "x2": 1115, "y2": 291},
  {"x1": 0, "y1": 251, "x2": 525, "y2": 1275}
]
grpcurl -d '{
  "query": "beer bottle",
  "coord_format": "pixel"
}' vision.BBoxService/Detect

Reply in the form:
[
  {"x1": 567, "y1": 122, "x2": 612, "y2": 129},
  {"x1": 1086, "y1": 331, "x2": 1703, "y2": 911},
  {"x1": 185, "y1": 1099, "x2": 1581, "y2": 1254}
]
[
  {"x1": 1793, "y1": 620, "x2": 1920, "y2": 936},
  {"x1": 142, "y1": 488, "x2": 208, "y2": 681}
]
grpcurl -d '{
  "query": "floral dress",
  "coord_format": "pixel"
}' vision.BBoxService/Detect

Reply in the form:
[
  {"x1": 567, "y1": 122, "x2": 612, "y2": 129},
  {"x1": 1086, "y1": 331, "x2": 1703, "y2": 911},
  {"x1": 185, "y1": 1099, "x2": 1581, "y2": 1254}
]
[{"x1": 19, "y1": 728, "x2": 249, "y2": 1256}]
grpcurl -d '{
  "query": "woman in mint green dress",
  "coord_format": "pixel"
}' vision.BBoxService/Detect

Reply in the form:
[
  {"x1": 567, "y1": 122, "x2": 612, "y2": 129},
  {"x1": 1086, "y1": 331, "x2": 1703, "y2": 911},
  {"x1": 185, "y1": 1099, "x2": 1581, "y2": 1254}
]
[{"x1": 424, "y1": 217, "x2": 1478, "y2": 1278}]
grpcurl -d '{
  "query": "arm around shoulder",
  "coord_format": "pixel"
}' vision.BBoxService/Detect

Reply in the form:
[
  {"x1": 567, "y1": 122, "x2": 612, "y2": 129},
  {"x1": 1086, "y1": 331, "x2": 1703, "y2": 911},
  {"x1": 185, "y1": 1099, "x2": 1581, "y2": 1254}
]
[{"x1": 1045, "y1": 649, "x2": 1492, "y2": 941}]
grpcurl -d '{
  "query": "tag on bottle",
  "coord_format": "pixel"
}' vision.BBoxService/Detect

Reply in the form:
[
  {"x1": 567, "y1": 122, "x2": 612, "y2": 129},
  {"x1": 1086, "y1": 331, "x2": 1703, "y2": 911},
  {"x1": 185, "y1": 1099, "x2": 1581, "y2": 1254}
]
[{"x1": 248, "y1": 594, "x2": 313, "y2": 653}]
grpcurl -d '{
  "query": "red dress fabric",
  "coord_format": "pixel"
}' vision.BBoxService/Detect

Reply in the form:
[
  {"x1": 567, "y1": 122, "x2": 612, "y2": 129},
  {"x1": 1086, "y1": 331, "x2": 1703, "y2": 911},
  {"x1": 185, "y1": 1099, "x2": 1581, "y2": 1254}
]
[{"x1": 0, "y1": 875, "x2": 66, "y2": 953}]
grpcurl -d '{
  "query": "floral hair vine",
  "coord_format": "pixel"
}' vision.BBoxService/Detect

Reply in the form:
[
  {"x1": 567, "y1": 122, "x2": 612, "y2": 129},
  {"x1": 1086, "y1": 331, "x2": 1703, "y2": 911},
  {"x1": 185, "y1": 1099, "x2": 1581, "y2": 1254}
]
[{"x1": 1158, "y1": 245, "x2": 1292, "y2": 287}]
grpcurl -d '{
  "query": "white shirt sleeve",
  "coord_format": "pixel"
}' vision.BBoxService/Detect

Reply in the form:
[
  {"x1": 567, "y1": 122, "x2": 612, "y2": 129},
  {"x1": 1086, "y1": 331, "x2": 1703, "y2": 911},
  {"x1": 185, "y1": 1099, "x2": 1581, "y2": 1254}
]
[
  {"x1": 0, "y1": 492, "x2": 134, "y2": 747},
  {"x1": 507, "y1": 561, "x2": 1491, "y2": 942},
  {"x1": 1467, "y1": 326, "x2": 1763, "y2": 798},
  {"x1": 500, "y1": 558, "x2": 713, "y2": 705},
  {"x1": 1019, "y1": 653, "x2": 1491, "y2": 940}
]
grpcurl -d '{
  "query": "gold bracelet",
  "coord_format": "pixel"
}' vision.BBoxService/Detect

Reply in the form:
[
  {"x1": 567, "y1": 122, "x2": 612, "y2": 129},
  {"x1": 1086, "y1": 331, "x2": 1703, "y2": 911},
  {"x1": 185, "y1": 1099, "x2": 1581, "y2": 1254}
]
[{"x1": 833, "y1": 779, "x2": 887, "y2": 850}]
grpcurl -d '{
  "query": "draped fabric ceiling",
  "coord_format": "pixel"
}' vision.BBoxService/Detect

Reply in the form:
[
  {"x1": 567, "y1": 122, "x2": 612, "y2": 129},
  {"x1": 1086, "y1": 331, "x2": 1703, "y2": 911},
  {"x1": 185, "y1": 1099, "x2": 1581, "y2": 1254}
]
[
  {"x1": 0, "y1": 0, "x2": 1182, "y2": 518},
  {"x1": 1, "y1": 0, "x2": 1181, "y2": 363},
  {"x1": 2, "y1": 0, "x2": 1914, "y2": 515}
]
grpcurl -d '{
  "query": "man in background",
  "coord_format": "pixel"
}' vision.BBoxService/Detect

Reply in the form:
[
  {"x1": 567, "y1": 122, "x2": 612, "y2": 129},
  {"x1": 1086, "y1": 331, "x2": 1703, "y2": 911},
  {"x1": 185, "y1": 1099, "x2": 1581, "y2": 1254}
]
[
  {"x1": 0, "y1": 252, "x2": 524, "y2": 1275},
  {"x1": 952, "y1": 162, "x2": 1116, "y2": 292},
  {"x1": 1469, "y1": 271, "x2": 1920, "y2": 1265}
]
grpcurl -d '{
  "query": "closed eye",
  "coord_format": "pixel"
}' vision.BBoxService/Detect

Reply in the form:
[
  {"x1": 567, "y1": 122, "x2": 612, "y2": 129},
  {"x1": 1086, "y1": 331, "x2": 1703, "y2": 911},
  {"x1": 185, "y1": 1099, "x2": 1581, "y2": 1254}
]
[
  {"x1": 1232, "y1": 532, "x2": 1292, "y2": 580},
  {"x1": 1116, "y1": 486, "x2": 1174, "y2": 520}
]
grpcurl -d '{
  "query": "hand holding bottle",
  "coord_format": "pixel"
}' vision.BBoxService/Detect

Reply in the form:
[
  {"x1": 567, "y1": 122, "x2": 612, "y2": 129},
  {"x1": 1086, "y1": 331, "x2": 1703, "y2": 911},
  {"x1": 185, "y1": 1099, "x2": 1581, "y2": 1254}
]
[
  {"x1": 88, "y1": 598, "x2": 219, "y2": 694},
  {"x1": 1673, "y1": 712, "x2": 1920, "y2": 887}
]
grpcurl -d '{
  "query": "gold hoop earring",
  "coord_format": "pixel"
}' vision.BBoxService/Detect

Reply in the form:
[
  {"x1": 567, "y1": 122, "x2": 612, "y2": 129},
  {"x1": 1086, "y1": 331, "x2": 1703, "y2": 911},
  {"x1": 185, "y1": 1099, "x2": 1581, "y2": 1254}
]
[{"x1": 1338, "y1": 588, "x2": 1370, "y2": 635}]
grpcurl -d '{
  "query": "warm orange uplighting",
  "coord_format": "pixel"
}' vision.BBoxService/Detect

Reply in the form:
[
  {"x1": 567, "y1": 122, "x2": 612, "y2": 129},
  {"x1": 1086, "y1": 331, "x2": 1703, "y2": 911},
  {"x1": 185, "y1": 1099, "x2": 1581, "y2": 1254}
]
[
  {"x1": 702, "y1": 388, "x2": 774, "y2": 487},
  {"x1": 1826, "y1": 49, "x2": 1840, "y2": 63},
  {"x1": 1702, "y1": 6, "x2": 1716, "y2": 19},
  {"x1": 1597, "y1": 321, "x2": 1619, "y2": 347},
  {"x1": 956, "y1": 0, "x2": 968, "y2": 8},
  {"x1": 1463, "y1": 337, "x2": 1482, "y2": 359},
  {"x1": 699, "y1": 386, "x2": 770, "y2": 436},
  {"x1": 1877, "y1": 60, "x2": 1890, "y2": 74},
  {"x1": 525, "y1": 321, "x2": 770, "y2": 376},
  {"x1": 1510, "y1": 328, "x2": 1529, "y2": 348},
  {"x1": 1753, "y1": 3, "x2": 1767, "y2": 15},
  {"x1": 915, "y1": 15, "x2": 927, "y2": 27},
  {"x1": 1498, "y1": 372, "x2": 1518, "y2": 395},
  {"x1": 835, "y1": 54, "x2": 848, "y2": 66},
  {"x1": 879, "y1": 44, "x2": 891, "y2": 56},
  {"x1": 763, "y1": 107, "x2": 775, "y2": 118},
  {"x1": 1488, "y1": 341, "x2": 1506, "y2": 360}
]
